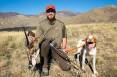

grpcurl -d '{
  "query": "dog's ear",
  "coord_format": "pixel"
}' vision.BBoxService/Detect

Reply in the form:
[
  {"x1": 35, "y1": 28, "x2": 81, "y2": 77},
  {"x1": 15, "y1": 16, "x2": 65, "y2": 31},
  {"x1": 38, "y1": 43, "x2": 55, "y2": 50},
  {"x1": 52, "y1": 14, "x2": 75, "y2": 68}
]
[
  {"x1": 84, "y1": 37, "x2": 87, "y2": 42},
  {"x1": 93, "y1": 37, "x2": 96, "y2": 43}
]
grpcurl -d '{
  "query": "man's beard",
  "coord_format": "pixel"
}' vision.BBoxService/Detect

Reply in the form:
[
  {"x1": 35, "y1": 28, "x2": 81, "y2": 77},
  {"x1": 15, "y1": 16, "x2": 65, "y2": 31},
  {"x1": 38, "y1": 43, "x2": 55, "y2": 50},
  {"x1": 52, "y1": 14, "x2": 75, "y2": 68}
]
[{"x1": 47, "y1": 15, "x2": 56, "y2": 21}]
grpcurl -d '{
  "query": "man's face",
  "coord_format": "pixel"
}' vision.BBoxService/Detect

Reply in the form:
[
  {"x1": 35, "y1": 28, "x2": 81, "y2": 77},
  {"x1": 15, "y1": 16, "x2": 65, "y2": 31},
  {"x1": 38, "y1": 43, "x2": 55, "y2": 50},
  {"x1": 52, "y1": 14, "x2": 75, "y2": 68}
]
[{"x1": 46, "y1": 9, "x2": 56, "y2": 20}]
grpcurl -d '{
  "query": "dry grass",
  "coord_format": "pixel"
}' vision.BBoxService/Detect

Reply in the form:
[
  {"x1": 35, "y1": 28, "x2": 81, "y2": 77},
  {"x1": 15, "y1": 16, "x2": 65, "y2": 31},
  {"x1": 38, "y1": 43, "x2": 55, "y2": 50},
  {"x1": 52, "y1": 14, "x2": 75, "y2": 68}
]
[{"x1": 0, "y1": 23, "x2": 117, "y2": 77}]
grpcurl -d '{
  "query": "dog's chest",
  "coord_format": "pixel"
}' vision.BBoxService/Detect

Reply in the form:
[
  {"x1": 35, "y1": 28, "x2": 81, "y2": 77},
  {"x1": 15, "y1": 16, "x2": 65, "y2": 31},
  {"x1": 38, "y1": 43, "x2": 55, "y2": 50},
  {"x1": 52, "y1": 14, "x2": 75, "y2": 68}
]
[{"x1": 85, "y1": 44, "x2": 96, "y2": 55}]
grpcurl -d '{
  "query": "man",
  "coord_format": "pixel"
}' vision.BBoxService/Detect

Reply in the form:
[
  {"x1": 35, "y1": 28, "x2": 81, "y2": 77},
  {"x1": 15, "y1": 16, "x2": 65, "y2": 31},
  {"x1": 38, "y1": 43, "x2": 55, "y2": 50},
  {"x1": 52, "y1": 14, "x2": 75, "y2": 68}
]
[{"x1": 35, "y1": 5, "x2": 71, "y2": 76}]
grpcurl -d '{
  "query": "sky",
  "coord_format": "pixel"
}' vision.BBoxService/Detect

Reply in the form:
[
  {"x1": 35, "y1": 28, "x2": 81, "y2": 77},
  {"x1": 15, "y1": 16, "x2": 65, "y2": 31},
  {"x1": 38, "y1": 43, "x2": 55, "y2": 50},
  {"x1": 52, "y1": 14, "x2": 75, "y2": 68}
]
[{"x1": 0, "y1": 0, "x2": 117, "y2": 15}]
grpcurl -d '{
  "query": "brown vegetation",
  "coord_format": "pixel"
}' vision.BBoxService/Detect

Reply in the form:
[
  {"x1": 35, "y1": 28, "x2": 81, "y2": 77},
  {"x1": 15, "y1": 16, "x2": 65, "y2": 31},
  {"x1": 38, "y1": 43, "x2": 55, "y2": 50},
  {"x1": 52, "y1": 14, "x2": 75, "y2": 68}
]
[{"x1": 0, "y1": 23, "x2": 117, "y2": 77}]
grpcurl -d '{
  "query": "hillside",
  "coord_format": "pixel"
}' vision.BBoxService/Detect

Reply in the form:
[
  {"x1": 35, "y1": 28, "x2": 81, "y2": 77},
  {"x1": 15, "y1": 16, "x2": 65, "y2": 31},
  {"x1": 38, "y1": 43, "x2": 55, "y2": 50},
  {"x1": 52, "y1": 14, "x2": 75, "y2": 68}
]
[
  {"x1": 71, "y1": 6, "x2": 117, "y2": 24},
  {"x1": 0, "y1": 12, "x2": 19, "y2": 18},
  {"x1": 0, "y1": 23, "x2": 117, "y2": 77},
  {"x1": 0, "y1": 6, "x2": 117, "y2": 29}
]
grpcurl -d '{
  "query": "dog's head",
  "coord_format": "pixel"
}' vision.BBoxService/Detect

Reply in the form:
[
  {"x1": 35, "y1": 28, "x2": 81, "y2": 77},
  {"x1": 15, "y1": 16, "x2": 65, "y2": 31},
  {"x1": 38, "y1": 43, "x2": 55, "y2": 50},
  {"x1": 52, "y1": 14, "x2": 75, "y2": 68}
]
[
  {"x1": 86, "y1": 33, "x2": 96, "y2": 44},
  {"x1": 85, "y1": 33, "x2": 96, "y2": 49},
  {"x1": 27, "y1": 31, "x2": 35, "y2": 49}
]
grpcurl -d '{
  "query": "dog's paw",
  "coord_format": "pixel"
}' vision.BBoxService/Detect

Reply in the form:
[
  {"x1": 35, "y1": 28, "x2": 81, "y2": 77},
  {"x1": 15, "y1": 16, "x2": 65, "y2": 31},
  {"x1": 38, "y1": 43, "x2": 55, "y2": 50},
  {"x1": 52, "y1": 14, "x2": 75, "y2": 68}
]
[
  {"x1": 94, "y1": 70, "x2": 98, "y2": 75},
  {"x1": 91, "y1": 74, "x2": 97, "y2": 77},
  {"x1": 81, "y1": 67, "x2": 86, "y2": 73}
]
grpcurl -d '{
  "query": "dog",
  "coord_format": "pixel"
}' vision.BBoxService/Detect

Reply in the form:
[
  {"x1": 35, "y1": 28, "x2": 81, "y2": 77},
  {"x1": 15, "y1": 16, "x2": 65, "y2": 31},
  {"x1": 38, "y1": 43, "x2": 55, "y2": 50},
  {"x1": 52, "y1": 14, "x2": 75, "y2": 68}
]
[
  {"x1": 26, "y1": 31, "x2": 40, "y2": 70},
  {"x1": 74, "y1": 33, "x2": 98, "y2": 74}
]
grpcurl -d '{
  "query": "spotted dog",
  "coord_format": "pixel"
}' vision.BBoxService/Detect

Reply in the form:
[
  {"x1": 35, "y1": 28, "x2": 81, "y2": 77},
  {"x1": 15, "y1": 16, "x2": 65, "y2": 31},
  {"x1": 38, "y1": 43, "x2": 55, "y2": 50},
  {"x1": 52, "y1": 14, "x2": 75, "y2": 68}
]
[
  {"x1": 74, "y1": 33, "x2": 98, "y2": 74},
  {"x1": 26, "y1": 31, "x2": 40, "y2": 70}
]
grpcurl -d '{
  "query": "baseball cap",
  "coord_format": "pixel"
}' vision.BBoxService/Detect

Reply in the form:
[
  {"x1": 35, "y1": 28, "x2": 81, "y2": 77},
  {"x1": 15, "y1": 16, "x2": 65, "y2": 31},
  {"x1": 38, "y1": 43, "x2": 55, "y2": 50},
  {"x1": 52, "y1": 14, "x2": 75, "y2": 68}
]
[{"x1": 46, "y1": 5, "x2": 56, "y2": 13}]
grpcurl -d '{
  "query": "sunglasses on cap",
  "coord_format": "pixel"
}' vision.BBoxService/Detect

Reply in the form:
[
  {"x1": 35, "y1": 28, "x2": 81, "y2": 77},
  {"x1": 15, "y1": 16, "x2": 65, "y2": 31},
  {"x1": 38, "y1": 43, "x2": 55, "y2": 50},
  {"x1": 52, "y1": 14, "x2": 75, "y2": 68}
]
[{"x1": 46, "y1": 9, "x2": 56, "y2": 13}]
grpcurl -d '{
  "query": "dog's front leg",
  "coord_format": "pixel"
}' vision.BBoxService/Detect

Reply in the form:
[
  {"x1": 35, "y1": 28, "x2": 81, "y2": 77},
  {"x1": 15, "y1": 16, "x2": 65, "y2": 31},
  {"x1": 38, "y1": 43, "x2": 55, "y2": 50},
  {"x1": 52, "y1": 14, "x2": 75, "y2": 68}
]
[
  {"x1": 92, "y1": 47, "x2": 98, "y2": 74},
  {"x1": 31, "y1": 49, "x2": 40, "y2": 70},
  {"x1": 75, "y1": 47, "x2": 82, "y2": 62},
  {"x1": 82, "y1": 48, "x2": 87, "y2": 70}
]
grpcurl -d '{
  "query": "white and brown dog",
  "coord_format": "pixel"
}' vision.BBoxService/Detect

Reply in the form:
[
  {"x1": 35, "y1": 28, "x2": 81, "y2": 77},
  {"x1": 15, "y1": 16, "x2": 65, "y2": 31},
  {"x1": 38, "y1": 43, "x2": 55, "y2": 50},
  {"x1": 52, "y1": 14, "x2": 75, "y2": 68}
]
[
  {"x1": 75, "y1": 33, "x2": 98, "y2": 74},
  {"x1": 26, "y1": 31, "x2": 40, "y2": 70}
]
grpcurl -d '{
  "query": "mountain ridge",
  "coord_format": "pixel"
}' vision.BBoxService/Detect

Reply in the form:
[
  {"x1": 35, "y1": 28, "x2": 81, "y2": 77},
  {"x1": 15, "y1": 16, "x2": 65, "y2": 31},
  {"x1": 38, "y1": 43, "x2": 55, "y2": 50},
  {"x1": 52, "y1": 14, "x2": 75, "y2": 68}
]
[{"x1": 0, "y1": 6, "x2": 117, "y2": 28}]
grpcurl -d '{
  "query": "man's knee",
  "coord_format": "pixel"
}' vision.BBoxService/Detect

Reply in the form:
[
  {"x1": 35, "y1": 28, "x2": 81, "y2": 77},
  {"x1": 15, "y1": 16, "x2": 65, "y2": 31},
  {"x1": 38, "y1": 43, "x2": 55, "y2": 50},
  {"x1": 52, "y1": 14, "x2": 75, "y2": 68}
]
[{"x1": 40, "y1": 40, "x2": 50, "y2": 57}]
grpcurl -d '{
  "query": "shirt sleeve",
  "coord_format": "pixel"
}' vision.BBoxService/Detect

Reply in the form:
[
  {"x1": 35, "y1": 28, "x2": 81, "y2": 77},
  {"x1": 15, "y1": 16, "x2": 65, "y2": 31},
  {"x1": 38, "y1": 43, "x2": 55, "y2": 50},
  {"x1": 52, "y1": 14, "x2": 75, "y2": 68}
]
[
  {"x1": 62, "y1": 23, "x2": 67, "y2": 38},
  {"x1": 35, "y1": 23, "x2": 43, "y2": 38}
]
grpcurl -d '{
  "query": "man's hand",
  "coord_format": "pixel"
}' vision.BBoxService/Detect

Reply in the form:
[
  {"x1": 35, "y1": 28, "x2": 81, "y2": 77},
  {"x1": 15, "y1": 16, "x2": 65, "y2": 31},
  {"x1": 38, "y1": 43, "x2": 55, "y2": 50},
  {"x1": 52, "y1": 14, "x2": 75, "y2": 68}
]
[
  {"x1": 59, "y1": 48, "x2": 68, "y2": 54},
  {"x1": 61, "y1": 38, "x2": 67, "y2": 49}
]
